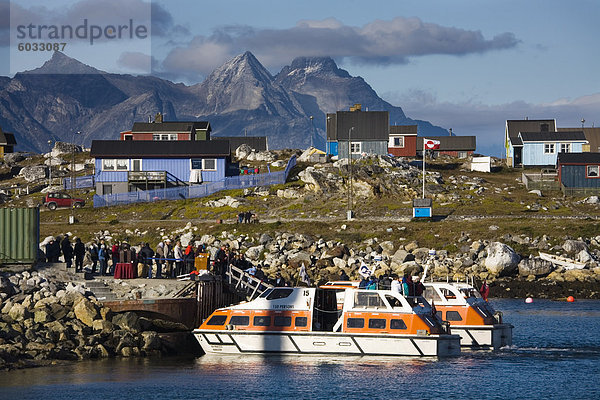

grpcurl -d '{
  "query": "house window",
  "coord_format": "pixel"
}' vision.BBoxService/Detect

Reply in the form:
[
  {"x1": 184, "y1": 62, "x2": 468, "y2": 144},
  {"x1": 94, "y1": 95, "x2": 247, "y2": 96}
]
[
  {"x1": 116, "y1": 159, "x2": 128, "y2": 170},
  {"x1": 191, "y1": 159, "x2": 217, "y2": 171},
  {"x1": 393, "y1": 137, "x2": 404, "y2": 147},
  {"x1": 587, "y1": 165, "x2": 599, "y2": 178},
  {"x1": 124, "y1": 135, "x2": 133, "y2": 141},
  {"x1": 544, "y1": 143, "x2": 555, "y2": 154},
  {"x1": 203, "y1": 159, "x2": 217, "y2": 171},
  {"x1": 152, "y1": 134, "x2": 178, "y2": 141},
  {"x1": 350, "y1": 142, "x2": 361, "y2": 154},
  {"x1": 560, "y1": 143, "x2": 571, "y2": 153},
  {"x1": 102, "y1": 159, "x2": 116, "y2": 171}
]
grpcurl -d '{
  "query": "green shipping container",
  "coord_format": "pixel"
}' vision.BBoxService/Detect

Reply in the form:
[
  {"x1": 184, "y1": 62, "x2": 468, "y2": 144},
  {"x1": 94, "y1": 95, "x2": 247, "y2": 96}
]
[{"x1": 0, "y1": 207, "x2": 40, "y2": 264}]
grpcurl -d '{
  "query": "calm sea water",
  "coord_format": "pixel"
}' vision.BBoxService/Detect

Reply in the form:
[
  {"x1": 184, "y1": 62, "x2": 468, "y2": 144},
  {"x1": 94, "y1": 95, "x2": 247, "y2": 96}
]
[{"x1": 1, "y1": 299, "x2": 600, "y2": 400}]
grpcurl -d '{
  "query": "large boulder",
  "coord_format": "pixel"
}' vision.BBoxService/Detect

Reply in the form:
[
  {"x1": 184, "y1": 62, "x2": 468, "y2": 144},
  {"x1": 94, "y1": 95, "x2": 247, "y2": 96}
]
[
  {"x1": 51, "y1": 142, "x2": 81, "y2": 157},
  {"x1": 141, "y1": 331, "x2": 162, "y2": 351},
  {"x1": 518, "y1": 256, "x2": 554, "y2": 277},
  {"x1": 74, "y1": 298, "x2": 99, "y2": 327},
  {"x1": 563, "y1": 240, "x2": 587, "y2": 254},
  {"x1": 246, "y1": 151, "x2": 275, "y2": 162},
  {"x1": 235, "y1": 144, "x2": 253, "y2": 160},
  {"x1": 484, "y1": 242, "x2": 520, "y2": 276},
  {"x1": 245, "y1": 245, "x2": 265, "y2": 261},
  {"x1": 19, "y1": 165, "x2": 47, "y2": 182},
  {"x1": 112, "y1": 312, "x2": 142, "y2": 333},
  {"x1": 8, "y1": 303, "x2": 30, "y2": 321},
  {"x1": 3, "y1": 153, "x2": 26, "y2": 164}
]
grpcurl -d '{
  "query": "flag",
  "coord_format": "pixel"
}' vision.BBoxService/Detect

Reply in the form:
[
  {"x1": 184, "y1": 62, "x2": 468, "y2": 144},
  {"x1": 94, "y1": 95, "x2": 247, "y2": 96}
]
[
  {"x1": 424, "y1": 139, "x2": 441, "y2": 150},
  {"x1": 299, "y1": 264, "x2": 311, "y2": 286},
  {"x1": 358, "y1": 263, "x2": 375, "y2": 278}
]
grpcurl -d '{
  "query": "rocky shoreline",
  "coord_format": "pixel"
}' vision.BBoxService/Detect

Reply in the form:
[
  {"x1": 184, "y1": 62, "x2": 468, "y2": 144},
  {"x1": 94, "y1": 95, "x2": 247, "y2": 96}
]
[
  {"x1": 0, "y1": 268, "x2": 200, "y2": 371},
  {"x1": 3, "y1": 226, "x2": 600, "y2": 370}
]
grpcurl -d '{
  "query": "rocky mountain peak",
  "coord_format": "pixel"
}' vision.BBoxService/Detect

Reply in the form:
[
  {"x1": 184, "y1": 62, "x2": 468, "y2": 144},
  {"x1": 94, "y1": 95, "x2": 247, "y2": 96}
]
[
  {"x1": 22, "y1": 51, "x2": 101, "y2": 75},
  {"x1": 204, "y1": 51, "x2": 273, "y2": 86},
  {"x1": 283, "y1": 56, "x2": 351, "y2": 79}
]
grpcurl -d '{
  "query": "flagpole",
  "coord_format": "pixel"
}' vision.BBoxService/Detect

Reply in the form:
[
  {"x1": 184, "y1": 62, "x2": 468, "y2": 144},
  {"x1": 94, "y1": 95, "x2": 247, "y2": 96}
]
[{"x1": 422, "y1": 138, "x2": 426, "y2": 199}]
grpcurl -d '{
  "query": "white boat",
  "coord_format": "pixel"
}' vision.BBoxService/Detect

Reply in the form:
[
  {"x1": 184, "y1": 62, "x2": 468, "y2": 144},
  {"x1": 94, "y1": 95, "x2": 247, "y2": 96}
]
[
  {"x1": 194, "y1": 287, "x2": 461, "y2": 357},
  {"x1": 538, "y1": 252, "x2": 586, "y2": 270},
  {"x1": 423, "y1": 282, "x2": 513, "y2": 349}
]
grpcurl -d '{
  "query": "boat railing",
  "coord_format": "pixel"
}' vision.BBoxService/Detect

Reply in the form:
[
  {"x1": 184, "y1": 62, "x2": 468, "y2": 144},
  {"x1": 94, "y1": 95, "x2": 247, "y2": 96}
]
[{"x1": 226, "y1": 264, "x2": 273, "y2": 300}]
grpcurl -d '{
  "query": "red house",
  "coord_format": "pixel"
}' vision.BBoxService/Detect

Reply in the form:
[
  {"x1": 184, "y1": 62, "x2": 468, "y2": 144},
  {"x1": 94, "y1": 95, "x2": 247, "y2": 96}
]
[
  {"x1": 119, "y1": 113, "x2": 212, "y2": 141},
  {"x1": 388, "y1": 125, "x2": 417, "y2": 157}
]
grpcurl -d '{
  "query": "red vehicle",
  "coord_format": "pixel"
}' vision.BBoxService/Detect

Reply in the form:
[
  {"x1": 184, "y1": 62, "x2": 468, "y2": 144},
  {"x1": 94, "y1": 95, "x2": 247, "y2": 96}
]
[{"x1": 43, "y1": 192, "x2": 85, "y2": 210}]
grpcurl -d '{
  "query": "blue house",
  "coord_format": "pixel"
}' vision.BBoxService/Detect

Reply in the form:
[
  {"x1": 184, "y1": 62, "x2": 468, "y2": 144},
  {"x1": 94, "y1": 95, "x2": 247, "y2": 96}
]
[
  {"x1": 505, "y1": 119, "x2": 556, "y2": 167},
  {"x1": 519, "y1": 131, "x2": 587, "y2": 167},
  {"x1": 558, "y1": 152, "x2": 600, "y2": 195},
  {"x1": 90, "y1": 140, "x2": 230, "y2": 195}
]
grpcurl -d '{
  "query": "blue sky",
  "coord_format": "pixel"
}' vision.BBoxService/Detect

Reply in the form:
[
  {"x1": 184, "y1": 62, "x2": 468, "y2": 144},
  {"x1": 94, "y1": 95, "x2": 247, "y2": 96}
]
[{"x1": 3, "y1": 0, "x2": 599, "y2": 156}]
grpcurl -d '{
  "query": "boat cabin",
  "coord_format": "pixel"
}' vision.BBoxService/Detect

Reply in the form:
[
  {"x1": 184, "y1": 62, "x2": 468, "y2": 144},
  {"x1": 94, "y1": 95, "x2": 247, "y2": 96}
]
[
  {"x1": 423, "y1": 282, "x2": 498, "y2": 325},
  {"x1": 200, "y1": 287, "x2": 447, "y2": 336}
]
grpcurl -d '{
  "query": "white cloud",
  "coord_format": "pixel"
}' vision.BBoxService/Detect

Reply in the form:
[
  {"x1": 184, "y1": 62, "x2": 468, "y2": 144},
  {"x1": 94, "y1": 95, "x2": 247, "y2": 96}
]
[
  {"x1": 158, "y1": 17, "x2": 519, "y2": 81},
  {"x1": 385, "y1": 90, "x2": 600, "y2": 157},
  {"x1": 116, "y1": 51, "x2": 152, "y2": 72}
]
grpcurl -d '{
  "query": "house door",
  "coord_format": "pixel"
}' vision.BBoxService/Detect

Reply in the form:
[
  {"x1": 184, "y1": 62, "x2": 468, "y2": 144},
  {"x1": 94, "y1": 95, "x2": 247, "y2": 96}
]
[
  {"x1": 514, "y1": 147, "x2": 522, "y2": 167},
  {"x1": 132, "y1": 159, "x2": 142, "y2": 171}
]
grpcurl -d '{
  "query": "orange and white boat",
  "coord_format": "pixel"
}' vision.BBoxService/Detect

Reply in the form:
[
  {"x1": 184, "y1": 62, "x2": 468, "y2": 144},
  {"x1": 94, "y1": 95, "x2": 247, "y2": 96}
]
[
  {"x1": 194, "y1": 287, "x2": 461, "y2": 357},
  {"x1": 423, "y1": 282, "x2": 513, "y2": 349}
]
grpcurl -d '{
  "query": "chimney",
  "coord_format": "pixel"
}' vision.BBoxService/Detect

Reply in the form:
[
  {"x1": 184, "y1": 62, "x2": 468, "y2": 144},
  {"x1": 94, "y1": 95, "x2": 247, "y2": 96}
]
[
  {"x1": 350, "y1": 104, "x2": 362, "y2": 112},
  {"x1": 154, "y1": 112, "x2": 163, "y2": 123}
]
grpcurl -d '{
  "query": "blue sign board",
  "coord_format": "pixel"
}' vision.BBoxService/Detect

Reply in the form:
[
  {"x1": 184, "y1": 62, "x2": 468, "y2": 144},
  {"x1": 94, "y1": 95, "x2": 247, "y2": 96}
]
[{"x1": 413, "y1": 207, "x2": 432, "y2": 218}]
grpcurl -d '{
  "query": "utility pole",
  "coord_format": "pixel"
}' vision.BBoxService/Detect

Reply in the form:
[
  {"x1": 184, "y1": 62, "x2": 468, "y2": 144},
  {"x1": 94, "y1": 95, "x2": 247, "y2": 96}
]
[
  {"x1": 347, "y1": 127, "x2": 354, "y2": 220},
  {"x1": 70, "y1": 131, "x2": 81, "y2": 224}
]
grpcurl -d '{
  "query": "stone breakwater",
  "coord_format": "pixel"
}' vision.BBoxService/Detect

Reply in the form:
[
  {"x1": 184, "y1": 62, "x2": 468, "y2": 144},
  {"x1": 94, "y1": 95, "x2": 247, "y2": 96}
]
[{"x1": 0, "y1": 270, "x2": 190, "y2": 371}]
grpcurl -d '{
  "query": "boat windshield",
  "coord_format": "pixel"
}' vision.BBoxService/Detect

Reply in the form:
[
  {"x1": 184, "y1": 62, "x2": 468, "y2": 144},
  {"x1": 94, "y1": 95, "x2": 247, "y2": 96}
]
[
  {"x1": 259, "y1": 288, "x2": 273, "y2": 298},
  {"x1": 459, "y1": 288, "x2": 482, "y2": 299}
]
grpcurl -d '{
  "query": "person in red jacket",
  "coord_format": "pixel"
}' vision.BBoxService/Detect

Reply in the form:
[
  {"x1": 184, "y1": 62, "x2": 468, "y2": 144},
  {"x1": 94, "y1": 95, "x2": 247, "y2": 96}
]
[{"x1": 480, "y1": 279, "x2": 490, "y2": 301}]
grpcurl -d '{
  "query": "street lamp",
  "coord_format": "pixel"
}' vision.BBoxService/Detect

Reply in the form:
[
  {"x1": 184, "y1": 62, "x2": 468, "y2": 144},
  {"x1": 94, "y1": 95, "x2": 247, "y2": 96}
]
[
  {"x1": 347, "y1": 127, "x2": 354, "y2": 221},
  {"x1": 70, "y1": 131, "x2": 81, "y2": 224},
  {"x1": 47, "y1": 140, "x2": 52, "y2": 187}
]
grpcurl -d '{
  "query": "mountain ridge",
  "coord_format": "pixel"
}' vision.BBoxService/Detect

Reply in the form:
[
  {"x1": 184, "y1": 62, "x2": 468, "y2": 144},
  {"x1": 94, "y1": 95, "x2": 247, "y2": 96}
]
[{"x1": 0, "y1": 51, "x2": 448, "y2": 152}]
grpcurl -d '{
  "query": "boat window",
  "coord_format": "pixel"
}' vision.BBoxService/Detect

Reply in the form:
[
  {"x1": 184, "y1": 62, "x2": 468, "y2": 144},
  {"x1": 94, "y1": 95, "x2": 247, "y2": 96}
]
[
  {"x1": 295, "y1": 317, "x2": 308, "y2": 327},
  {"x1": 385, "y1": 294, "x2": 402, "y2": 308},
  {"x1": 354, "y1": 292, "x2": 386, "y2": 308},
  {"x1": 259, "y1": 289, "x2": 273, "y2": 298},
  {"x1": 446, "y1": 311, "x2": 463, "y2": 321},
  {"x1": 206, "y1": 315, "x2": 227, "y2": 326},
  {"x1": 274, "y1": 316, "x2": 292, "y2": 327},
  {"x1": 229, "y1": 315, "x2": 250, "y2": 326},
  {"x1": 424, "y1": 287, "x2": 442, "y2": 303},
  {"x1": 368, "y1": 318, "x2": 386, "y2": 329},
  {"x1": 441, "y1": 288, "x2": 457, "y2": 300},
  {"x1": 253, "y1": 316, "x2": 271, "y2": 326},
  {"x1": 266, "y1": 288, "x2": 294, "y2": 300},
  {"x1": 390, "y1": 319, "x2": 407, "y2": 330},
  {"x1": 347, "y1": 318, "x2": 365, "y2": 329}
]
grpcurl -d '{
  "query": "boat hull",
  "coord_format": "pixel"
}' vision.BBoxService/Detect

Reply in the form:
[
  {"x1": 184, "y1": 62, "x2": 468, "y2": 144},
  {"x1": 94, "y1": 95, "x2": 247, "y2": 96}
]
[
  {"x1": 451, "y1": 324, "x2": 513, "y2": 349},
  {"x1": 193, "y1": 330, "x2": 461, "y2": 357}
]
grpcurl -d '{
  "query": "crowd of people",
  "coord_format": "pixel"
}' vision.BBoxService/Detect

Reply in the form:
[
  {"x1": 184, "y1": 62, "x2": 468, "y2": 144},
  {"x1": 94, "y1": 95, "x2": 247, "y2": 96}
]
[
  {"x1": 44, "y1": 235, "x2": 215, "y2": 279},
  {"x1": 358, "y1": 273, "x2": 425, "y2": 296},
  {"x1": 43, "y1": 235, "x2": 286, "y2": 285}
]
